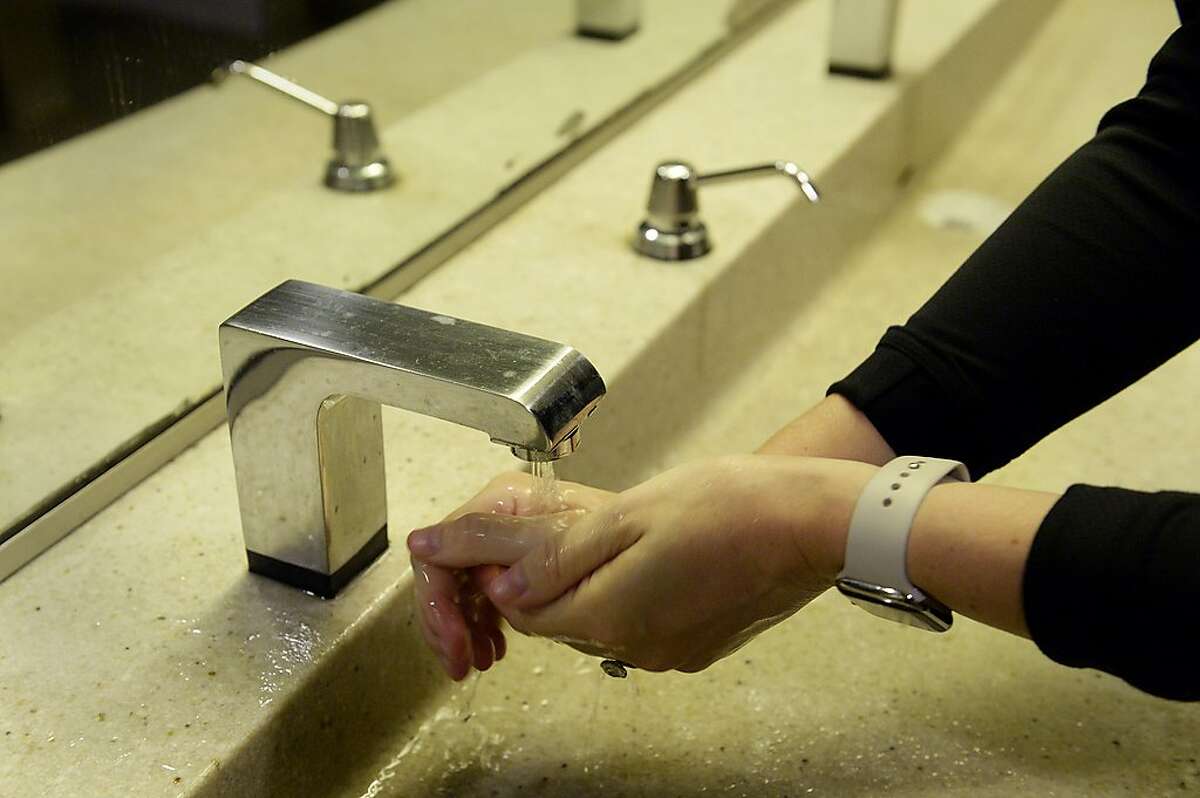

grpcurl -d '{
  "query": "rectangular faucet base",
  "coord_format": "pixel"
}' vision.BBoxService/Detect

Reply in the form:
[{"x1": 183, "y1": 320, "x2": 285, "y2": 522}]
[
  {"x1": 576, "y1": 24, "x2": 639, "y2": 41},
  {"x1": 828, "y1": 63, "x2": 892, "y2": 80},
  {"x1": 245, "y1": 526, "x2": 389, "y2": 599}
]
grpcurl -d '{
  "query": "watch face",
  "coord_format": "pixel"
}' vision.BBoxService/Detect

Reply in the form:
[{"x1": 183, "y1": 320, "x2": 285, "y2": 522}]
[{"x1": 836, "y1": 578, "x2": 953, "y2": 633}]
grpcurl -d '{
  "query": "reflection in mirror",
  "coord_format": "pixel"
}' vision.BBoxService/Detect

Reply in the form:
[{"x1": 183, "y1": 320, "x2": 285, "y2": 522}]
[{"x1": 0, "y1": 0, "x2": 388, "y2": 165}]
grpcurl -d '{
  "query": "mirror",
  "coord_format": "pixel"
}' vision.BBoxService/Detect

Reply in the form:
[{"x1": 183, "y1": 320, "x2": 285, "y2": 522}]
[
  {"x1": 0, "y1": 0, "x2": 793, "y2": 581},
  {"x1": 0, "y1": 0, "x2": 399, "y2": 166}
]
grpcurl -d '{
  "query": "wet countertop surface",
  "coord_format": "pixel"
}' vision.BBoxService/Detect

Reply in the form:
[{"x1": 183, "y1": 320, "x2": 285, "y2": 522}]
[{"x1": 3, "y1": 0, "x2": 1198, "y2": 796}]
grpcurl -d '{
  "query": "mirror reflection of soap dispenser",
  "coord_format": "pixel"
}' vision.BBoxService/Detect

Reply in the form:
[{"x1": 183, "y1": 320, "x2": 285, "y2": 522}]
[
  {"x1": 828, "y1": 0, "x2": 899, "y2": 79},
  {"x1": 576, "y1": 0, "x2": 640, "y2": 40},
  {"x1": 214, "y1": 60, "x2": 395, "y2": 192}
]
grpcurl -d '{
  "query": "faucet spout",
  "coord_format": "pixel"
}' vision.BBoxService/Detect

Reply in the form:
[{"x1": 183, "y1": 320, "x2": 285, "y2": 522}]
[{"x1": 219, "y1": 280, "x2": 605, "y2": 597}]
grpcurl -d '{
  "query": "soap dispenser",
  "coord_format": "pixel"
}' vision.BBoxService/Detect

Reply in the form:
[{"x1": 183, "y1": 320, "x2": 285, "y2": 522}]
[
  {"x1": 576, "y1": 0, "x2": 640, "y2": 40},
  {"x1": 828, "y1": 0, "x2": 899, "y2": 79}
]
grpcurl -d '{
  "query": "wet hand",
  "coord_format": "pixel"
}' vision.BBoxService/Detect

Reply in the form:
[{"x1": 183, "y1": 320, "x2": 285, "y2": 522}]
[
  {"x1": 408, "y1": 456, "x2": 875, "y2": 674},
  {"x1": 408, "y1": 471, "x2": 613, "y2": 680}
]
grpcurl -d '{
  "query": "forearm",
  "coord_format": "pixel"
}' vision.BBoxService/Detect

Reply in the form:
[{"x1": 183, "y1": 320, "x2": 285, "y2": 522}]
[
  {"x1": 761, "y1": 401, "x2": 1053, "y2": 636},
  {"x1": 802, "y1": 462, "x2": 1198, "y2": 700},
  {"x1": 757, "y1": 394, "x2": 895, "y2": 464},
  {"x1": 905, "y1": 481, "x2": 1057, "y2": 637},
  {"x1": 909, "y1": 482, "x2": 1200, "y2": 700},
  {"x1": 801, "y1": 461, "x2": 1056, "y2": 637}
]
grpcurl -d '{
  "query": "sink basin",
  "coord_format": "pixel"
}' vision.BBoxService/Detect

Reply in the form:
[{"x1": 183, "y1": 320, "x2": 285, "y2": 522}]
[
  {"x1": 190, "y1": 2, "x2": 1197, "y2": 796},
  {"x1": 6, "y1": 1, "x2": 1195, "y2": 796}
]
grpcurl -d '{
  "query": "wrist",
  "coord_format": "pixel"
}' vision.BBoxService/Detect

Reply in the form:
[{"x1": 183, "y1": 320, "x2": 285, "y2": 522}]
[
  {"x1": 811, "y1": 458, "x2": 878, "y2": 580},
  {"x1": 905, "y1": 481, "x2": 1057, "y2": 636},
  {"x1": 761, "y1": 457, "x2": 877, "y2": 585}
]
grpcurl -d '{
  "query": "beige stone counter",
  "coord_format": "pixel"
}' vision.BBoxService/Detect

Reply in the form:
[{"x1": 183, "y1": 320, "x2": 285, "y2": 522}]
[{"x1": 4, "y1": 0, "x2": 1196, "y2": 796}]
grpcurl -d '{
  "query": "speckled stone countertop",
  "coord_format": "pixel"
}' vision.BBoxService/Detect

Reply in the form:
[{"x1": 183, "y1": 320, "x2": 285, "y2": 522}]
[{"x1": 5, "y1": 0, "x2": 1197, "y2": 796}]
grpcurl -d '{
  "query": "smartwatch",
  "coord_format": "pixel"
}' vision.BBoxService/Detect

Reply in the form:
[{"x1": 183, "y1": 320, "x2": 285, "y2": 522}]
[{"x1": 835, "y1": 456, "x2": 969, "y2": 633}]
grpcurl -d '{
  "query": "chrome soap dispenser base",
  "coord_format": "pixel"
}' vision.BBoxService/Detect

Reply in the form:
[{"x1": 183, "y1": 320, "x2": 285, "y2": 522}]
[
  {"x1": 634, "y1": 219, "x2": 711, "y2": 261},
  {"x1": 633, "y1": 160, "x2": 819, "y2": 261},
  {"x1": 215, "y1": 60, "x2": 395, "y2": 193},
  {"x1": 325, "y1": 101, "x2": 395, "y2": 192}
]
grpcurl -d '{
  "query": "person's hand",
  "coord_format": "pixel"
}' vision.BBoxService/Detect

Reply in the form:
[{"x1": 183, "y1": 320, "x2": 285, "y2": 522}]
[
  {"x1": 409, "y1": 471, "x2": 614, "y2": 680},
  {"x1": 408, "y1": 455, "x2": 875, "y2": 674}
]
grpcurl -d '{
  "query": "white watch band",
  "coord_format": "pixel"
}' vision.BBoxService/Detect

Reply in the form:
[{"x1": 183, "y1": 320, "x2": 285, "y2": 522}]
[{"x1": 838, "y1": 456, "x2": 969, "y2": 619}]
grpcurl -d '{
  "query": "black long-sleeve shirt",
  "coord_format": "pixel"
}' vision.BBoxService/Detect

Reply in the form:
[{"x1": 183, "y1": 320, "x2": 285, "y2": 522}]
[{"x1": 830, "y1": 5, "x2": 1200, "y2": 701}]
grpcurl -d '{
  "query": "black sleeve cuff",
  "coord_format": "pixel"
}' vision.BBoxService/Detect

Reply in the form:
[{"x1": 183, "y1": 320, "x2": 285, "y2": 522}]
[
  {"x1": 827, "y1": 329, "x2": 1004, "y2": 478},
  {"x1": 829, "y1": 23, "x2": 1200, "y2": 481},
  {"x1": 1023, "y1": 485, "x2": 1200, "y2": 702}
]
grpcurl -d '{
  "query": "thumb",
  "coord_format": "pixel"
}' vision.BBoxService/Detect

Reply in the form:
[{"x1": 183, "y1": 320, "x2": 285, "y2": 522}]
[
  {"x1": 486, "y1": 506, "x2": 639, "y2": 610},
  {"x1": 407, "y1": 511, "x2": 581, "y2": 568},
  {"x1": 468, "y1": 564, "x2": 505, "y2": 594}
]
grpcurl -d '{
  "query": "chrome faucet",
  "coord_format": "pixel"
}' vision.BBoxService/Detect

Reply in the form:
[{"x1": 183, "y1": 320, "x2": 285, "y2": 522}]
[
  {"x1": 219, "y1": 280, "x2": 605, "y2": 597},
  {"x1": 633, "y1": 160, "x2": 820, "y2": 261},
  {"x1": 213, "y1": 60, "x2": 395, "y2": 192}
]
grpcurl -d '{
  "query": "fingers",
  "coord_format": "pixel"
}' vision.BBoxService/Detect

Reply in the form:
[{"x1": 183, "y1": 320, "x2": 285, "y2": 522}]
[
  {"x1": 412, "y1": 556, "x2": 511, "y2": 679},
  {"x1": 442, "y1": 472, "x2": 614, "y2": 523},
  {"x1": 411, "y1": 509, "x2": 623, "y2": 611},
  {"x1": 486, "y1": 507, "x2": 639, "y2": 611},
  {"x1": 462, "y1": 590, "x2": 496, "y2": 672},
  {"x1": 408, "y1": 511, "x2": 582, "y2": 570},
  {"x1": 472, "y1": 595, "x2": 506, "y2": 662},
  {"x1": 408, "y1": 471, "x2": 619, "y2": 679},
  {"x1": 497, "y1": 595, "x2": 625, "y2": 664},
  {"x1": 545, "y1": 481, "x2": 614, "y2": 514},
  {"x1": 488, "y1": 619, "x2": 507, "y2": 661},
  {"x1": 410, "y1": 557, "x2": 472, "y2": 679},
  {"x1": 469, "y1": 563, "x2": 505, "y2": 594},
  {"x1": 409, "y1": 515, "x2": 527, "y2": 680},
  {"x1": 442, "y1": 473, "x2": 531, "y2": 521}
]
